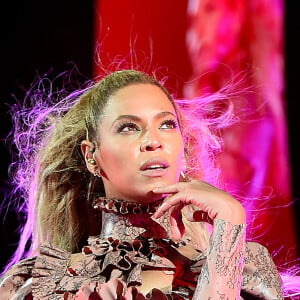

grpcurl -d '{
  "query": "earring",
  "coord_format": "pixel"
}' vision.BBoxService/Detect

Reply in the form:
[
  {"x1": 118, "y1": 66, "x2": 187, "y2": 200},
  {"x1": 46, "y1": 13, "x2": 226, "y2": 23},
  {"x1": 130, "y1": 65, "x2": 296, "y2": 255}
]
[
  {"x1": 180, "y1": 171, "x2": 187, "y2": 182},
  {"x1": 87, "y1": 158, "x2": 97, "y2": 165},
  {"x1": 94, "y1": 170, "x2": 101, "y2": 178}
]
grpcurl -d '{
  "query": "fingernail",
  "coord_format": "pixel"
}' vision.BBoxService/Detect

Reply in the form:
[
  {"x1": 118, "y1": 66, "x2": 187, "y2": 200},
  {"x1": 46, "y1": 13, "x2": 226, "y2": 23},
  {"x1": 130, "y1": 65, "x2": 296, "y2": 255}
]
[
  {"x1": 152, "y1": 213, "x2": 158, "y2": 219},
  {"x1": 152, "y1": 185, "x2": 163, "y2": 191}
]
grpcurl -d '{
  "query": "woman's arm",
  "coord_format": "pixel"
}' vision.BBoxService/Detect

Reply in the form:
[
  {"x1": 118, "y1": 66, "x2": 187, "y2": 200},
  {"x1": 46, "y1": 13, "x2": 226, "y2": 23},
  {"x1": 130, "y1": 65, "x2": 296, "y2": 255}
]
[
  {"x1": 152, "y1": 180, "x2": 246, "y2": 298},
  {"x1": 193, "y1": 219, "x2": 246, "y2": 299},
  {"x1": 0, "y1": 257, "x2": 35, "y2": 300}
]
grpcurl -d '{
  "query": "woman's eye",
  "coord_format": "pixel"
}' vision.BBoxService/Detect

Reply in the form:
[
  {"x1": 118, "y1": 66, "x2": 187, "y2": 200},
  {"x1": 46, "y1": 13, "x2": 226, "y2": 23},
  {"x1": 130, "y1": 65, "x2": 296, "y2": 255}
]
[
  {"x1": 160, "y1": 119, "x2": 178, "y2": 129},
  {"x1": 117, "y1": 122, "x2": 140, "y2": 133}
]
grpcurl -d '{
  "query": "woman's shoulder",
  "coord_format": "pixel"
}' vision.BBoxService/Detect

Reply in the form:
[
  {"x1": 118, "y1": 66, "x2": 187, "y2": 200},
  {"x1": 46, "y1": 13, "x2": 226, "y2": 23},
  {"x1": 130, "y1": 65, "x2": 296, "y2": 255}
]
[
  {"x1": 0, "y1": 243, "x2": 72, "y2": 299},
  {"x1": 0, "y1": 256, "x2": 36, "y2": 299},
  {"x1": 0, "y1": 256, "x2": 36, "y2": 284}
]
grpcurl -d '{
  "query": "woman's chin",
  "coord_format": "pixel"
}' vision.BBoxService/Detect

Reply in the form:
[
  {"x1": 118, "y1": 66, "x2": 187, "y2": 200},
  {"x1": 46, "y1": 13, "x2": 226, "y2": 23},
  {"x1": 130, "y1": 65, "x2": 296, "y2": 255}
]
[
  {"x1": 145, "y1": 190, "x2": 165, "y2": 202},
  {"x1": 147, "y1": 176, "x2": 178, "y2": 188}
]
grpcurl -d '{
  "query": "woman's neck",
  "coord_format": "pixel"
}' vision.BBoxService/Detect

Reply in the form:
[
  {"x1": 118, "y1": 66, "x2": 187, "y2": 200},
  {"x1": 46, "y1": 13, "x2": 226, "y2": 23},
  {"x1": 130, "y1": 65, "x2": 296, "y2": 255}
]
[{"x1": 94, "y1": 197, "x2": 171, "y2": 241}]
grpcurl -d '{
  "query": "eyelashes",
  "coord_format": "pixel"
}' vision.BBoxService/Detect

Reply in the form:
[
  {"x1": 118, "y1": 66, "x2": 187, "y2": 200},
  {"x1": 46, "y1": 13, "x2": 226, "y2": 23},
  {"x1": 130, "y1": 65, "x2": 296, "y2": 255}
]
[
  {"x1": 116, "y1": 119, "x2": 179, "y2": 133},
  {"x1": 160, "y1": 119, "x2": 179, "y2": 129},
  {"x1": 117, "y1": 121, "x2": 139, "y2": 133}
]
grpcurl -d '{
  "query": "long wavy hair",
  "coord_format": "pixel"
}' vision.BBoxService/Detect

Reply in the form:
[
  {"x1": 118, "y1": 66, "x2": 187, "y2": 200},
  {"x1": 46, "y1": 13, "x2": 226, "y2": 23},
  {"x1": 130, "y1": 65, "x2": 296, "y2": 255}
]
[
  {"x1": 3, "y1": 69, "x2": 300, "y2": 298},
  {"x1": 5, "y1": 69, "x2": 234, "y2": 272}
]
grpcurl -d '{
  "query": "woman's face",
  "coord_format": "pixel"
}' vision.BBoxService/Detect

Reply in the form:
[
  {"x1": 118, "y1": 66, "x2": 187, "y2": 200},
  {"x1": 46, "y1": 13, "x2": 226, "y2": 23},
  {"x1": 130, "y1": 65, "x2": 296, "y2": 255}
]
[{"x1": 94, "y1": 83, "x2": 185, "y2": 203}]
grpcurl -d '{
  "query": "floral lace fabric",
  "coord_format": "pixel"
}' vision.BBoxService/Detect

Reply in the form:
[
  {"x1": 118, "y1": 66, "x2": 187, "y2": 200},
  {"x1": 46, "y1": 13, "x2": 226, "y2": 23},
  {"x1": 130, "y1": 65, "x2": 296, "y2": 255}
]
[{"x1": 0, "y1": 219, "x2": 283, "y2": 299}]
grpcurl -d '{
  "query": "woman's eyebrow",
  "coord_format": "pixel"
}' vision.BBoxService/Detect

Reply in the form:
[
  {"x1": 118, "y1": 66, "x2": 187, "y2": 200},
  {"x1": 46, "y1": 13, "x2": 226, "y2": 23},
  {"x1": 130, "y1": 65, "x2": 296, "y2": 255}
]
[
  {"x1": 112, "y1": 115, "x2": 141, "y2": 124},
  {"x1": 112, "y1": 111, "x2": 177, "y2": 126},
  {"x1": 156, "y1": 111, "x2": 177, "y2": 119}
]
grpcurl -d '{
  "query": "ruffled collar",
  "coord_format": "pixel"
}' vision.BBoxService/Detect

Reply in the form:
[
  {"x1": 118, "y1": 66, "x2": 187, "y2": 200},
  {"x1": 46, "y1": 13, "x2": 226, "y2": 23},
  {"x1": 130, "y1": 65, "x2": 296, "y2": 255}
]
[
  {"x1": 93, "y1": 197, "x2": 164, "y2": 215},
  {"x1": 92, "y1": 197, "x2": 170, "y2": 241}
]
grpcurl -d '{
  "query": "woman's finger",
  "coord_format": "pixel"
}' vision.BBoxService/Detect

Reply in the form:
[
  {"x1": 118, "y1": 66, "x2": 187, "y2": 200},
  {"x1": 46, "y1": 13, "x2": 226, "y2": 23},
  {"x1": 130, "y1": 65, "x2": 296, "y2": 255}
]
[
  {"x1": 152, "y1": 183, "x2": 182, "y2": 194},
  {"x1": 152, "y1": 196, "x2": 189, "y2": 219},
  {"x1": 169, "y1": 205, "x2": 185, "y2": 240},
  {"x1": 186, "y1": 209, "x2": 214, "y2": 224}
]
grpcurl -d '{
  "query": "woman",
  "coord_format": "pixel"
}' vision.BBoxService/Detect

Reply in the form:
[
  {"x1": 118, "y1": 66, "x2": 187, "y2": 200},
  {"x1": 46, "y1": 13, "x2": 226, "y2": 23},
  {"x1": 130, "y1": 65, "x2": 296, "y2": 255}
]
[{"x1": 0, "y1": 70, "x2": 284, "y2": 299}]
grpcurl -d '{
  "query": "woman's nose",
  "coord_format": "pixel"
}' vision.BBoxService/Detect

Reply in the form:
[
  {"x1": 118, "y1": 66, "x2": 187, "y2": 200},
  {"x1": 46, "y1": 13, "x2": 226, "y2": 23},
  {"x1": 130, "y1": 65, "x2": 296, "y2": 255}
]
[{"x1": 140, "y1": 136, "x2": 162, "y2": 152}]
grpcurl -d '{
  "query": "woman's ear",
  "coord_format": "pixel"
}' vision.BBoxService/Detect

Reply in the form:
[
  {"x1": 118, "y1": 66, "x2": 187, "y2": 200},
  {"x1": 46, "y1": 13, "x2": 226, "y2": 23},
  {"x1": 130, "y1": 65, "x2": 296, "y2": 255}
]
[{"x1": 81, "y1": 140, "x2": 98, "y2": 174}]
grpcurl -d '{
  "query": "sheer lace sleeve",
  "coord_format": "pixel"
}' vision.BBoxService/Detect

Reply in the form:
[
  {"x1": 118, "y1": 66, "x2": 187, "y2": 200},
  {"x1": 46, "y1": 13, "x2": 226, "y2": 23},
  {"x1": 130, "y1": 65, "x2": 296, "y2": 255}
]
[
  {"x1": 0, "y1": 257, "x2": 36, "y2": 300},
  {"x1": 241, "y1": 242, "x2": 283, "y2": 299},
  {"x1": 193, "y1": 219, "x2": 246, "y2": 300}
]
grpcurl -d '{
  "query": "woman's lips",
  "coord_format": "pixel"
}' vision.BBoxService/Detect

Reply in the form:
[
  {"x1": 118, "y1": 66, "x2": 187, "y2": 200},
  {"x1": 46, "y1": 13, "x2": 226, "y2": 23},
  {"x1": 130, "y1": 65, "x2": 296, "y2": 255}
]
[{"x1": 139, "y1": 158, "x2": 169, "y2": 177}]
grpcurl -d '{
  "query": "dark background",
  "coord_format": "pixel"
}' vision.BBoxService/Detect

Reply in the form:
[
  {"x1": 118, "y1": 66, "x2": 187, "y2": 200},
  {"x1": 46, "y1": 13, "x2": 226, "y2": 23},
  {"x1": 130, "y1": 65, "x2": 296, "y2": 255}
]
[
  {"x1": 285, "y1": 1, "x2": 300, "y2": 254},
  {"x1": 0, "y1": 0, "x2": 94, "y2": 271},
  {"x1": 0, "y1": 1, "x2": 299, "y2": 272}
]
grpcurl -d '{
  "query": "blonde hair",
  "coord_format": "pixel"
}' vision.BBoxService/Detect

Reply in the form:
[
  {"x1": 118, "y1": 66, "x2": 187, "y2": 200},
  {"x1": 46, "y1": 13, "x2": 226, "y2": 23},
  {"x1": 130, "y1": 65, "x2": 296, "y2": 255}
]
[{"x1": 7, "y1": 69, "x2": 232, "y2": 270}]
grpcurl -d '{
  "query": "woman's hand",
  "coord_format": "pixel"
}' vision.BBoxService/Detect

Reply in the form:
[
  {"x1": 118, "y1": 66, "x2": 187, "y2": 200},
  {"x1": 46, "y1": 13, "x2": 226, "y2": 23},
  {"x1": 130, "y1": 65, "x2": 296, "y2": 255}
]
[{"x1": 152, "y1": 180, "x2": 245, "y2": 240}]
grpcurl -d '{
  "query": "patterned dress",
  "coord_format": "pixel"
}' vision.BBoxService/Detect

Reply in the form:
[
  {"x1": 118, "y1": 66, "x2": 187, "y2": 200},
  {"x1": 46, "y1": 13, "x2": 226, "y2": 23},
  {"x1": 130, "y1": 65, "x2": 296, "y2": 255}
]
[{"x1": 0, "y1": 198, "x2": 283, "y2": 299}]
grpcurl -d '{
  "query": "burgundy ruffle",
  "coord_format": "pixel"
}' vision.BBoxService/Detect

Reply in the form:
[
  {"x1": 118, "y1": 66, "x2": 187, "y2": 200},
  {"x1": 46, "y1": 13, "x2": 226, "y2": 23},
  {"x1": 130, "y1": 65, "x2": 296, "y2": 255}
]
[{"x1": 93, "y1": 197, "x2": 163, "y2": 215}]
